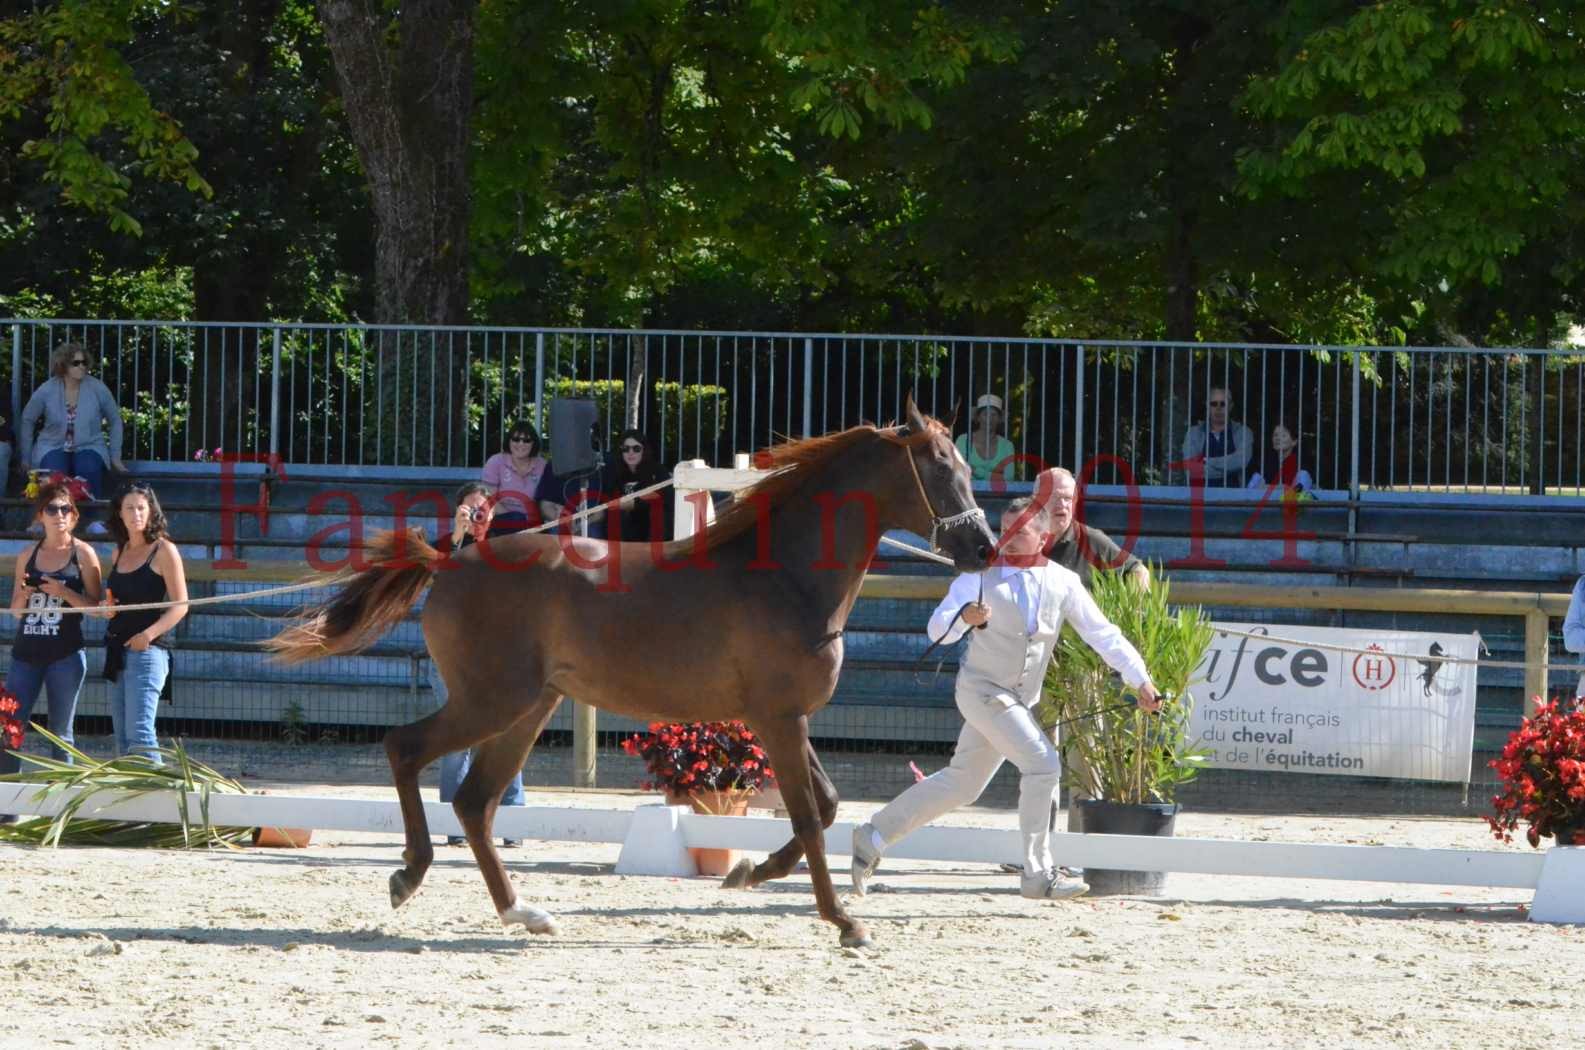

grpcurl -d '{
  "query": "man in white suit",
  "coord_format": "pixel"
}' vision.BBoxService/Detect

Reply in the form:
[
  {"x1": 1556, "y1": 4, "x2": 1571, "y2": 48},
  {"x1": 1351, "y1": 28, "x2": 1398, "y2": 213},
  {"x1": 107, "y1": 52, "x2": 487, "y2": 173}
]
[{"x1": 851, "y1": 497, "x2": 1160, "y2": 900}]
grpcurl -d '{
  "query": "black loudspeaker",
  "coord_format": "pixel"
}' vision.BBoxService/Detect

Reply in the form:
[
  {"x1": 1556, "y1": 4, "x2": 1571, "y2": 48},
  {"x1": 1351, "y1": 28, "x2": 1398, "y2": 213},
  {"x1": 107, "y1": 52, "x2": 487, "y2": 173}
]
[{"x1": 548, "y1": 398, "x2": 602, "y2": 476}]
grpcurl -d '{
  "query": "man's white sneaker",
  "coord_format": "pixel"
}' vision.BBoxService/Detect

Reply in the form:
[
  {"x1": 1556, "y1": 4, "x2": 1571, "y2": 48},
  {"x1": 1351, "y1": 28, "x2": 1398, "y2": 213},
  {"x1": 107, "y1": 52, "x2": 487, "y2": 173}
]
[
  {"x1": 1020, "y1": 870, "x2": 1090, "y2": 900},
  {"x1": 850, "y1": 823, "x2": 881, "y2": 896}
]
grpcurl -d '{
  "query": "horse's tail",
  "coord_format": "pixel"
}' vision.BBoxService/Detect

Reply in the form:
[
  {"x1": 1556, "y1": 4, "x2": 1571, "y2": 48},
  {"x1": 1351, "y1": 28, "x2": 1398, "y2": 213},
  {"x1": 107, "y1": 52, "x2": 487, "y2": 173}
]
[{"x1": 266, "y1": 529, "x2": 443, "y2": 665}]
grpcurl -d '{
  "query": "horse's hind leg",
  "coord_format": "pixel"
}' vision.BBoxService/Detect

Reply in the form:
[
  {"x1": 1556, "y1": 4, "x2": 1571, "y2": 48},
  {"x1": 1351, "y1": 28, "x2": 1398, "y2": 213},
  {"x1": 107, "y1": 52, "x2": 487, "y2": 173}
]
[
  {"x1": 453, "y1": 687, "x2": 563, "y2": 934},
  {"x1": 747, "y1": 715, "x2": 871, "y2": 948},
  {"x1": 723, "y1": 740, "x2": 837, "y2": 890},
  {"x1": 385, "y1": 701, "x2": 505, "y2": 909}
]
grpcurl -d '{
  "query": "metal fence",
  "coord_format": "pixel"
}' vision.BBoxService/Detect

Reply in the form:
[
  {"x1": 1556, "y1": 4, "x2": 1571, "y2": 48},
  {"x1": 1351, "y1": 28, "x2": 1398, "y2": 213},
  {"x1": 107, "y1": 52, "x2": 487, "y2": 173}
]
[{"x1": 7, "y1": 320, "x2": 1584, "y2": 494}]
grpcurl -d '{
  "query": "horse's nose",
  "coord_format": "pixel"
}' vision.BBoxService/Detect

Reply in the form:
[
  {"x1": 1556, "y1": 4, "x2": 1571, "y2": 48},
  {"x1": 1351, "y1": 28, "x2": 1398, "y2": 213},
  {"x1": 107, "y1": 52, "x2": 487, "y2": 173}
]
[{"x1": 975, "y1": 543, "x2": 992, "y2": 564}]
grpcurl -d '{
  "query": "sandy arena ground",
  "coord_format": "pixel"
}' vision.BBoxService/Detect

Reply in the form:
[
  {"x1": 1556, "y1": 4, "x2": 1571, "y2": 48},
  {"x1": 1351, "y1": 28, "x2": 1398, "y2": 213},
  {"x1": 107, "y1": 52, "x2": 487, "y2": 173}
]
[{"x1": 2, "y1": 784, "x2": 1580, "y2": 1050}]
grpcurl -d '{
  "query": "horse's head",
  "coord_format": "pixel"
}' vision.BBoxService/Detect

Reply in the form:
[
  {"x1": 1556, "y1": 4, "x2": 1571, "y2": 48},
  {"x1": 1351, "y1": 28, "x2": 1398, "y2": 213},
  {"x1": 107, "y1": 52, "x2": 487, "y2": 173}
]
[{"x1": 896, "y1": 395, "x2": 995, "y2": 572}]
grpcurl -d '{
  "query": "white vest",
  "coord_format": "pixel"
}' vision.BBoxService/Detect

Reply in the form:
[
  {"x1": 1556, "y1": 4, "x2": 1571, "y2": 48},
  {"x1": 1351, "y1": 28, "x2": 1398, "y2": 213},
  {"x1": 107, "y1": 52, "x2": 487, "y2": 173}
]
[{"x1": 957, "y1": 568, "x2": 1060, "y2": 710}]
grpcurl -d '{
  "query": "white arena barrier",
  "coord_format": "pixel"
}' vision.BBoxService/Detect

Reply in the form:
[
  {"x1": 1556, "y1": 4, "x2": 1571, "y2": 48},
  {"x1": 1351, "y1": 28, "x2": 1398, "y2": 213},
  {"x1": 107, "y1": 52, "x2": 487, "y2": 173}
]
[{"x1": 1, "y1": 784, "x2": 1578, "y2": 923}]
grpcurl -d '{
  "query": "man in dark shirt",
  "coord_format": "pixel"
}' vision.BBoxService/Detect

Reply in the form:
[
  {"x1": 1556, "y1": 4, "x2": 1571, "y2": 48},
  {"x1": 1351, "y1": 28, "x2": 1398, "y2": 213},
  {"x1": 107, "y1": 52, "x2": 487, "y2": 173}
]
[
  {"x1": 1034, "y1": 467, "x2": 1149, "y2": 589},
  {"x1": 1029, "y1": 465, "x2": 1149, "y2": 844}
]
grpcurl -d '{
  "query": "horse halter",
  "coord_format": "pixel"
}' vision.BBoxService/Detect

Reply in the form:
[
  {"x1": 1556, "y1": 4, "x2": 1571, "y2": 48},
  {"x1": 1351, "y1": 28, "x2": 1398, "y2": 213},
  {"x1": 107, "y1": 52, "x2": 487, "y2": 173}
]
[{"x1": 900, "y1": 429, "x2": 988, "y2": 554}]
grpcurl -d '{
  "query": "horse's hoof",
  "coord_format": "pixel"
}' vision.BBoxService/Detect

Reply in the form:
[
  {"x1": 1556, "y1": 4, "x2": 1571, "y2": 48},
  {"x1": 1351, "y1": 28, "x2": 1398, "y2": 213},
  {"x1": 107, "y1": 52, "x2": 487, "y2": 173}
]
[
  {"x1": 501, "y1": 902, "x2": 558, "y2": 936},
  {"x1": 721, "y1": 858, "x2": 756, "y2": 890},
  {"x1": 389, "y1": 870, "x2": 419, "y2": 910},
  {"x1": 840, "y1": 927, "x2": 875, "y2": 949}
]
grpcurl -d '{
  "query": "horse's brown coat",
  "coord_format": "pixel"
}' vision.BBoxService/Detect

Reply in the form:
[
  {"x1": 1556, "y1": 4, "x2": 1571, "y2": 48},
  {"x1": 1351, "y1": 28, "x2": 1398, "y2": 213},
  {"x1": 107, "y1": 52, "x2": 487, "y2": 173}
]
[{"x1": 267, "y1": 397, "x2": 994, "y2": 945}]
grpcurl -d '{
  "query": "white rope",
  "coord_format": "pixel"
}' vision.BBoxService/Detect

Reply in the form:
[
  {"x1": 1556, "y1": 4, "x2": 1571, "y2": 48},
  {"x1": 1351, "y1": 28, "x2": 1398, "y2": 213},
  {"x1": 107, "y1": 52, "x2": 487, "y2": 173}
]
[
  {"x1": 0, "y1": 477, "x2": 680, "y2": 618},
  {"x1": 2, "y1": 574, "x2": 353, "y2": 617},
  {"x1": 1205, "y1": 623, "x2": 1585, "y2": 674}
]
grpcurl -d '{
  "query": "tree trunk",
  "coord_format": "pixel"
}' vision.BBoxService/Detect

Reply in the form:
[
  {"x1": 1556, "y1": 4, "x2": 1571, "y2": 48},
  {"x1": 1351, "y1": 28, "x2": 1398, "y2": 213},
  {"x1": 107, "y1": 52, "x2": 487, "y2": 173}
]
[{"x1": 317, "y1": 0, "x2": 474, "y2": 463}]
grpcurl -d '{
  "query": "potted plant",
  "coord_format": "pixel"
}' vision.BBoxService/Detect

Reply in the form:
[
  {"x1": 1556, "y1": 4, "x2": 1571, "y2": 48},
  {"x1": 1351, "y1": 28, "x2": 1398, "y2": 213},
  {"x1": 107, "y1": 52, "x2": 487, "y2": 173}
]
[
  {"x1": 1032, "y1": 565, "x2": 1213, "y2": 895},
  {"x1": 1487, "y1": 696, "x2": 1585, "y2": 848},
  {"x1": 620, "y1": 720, "x2": 776, "y2": 876}
]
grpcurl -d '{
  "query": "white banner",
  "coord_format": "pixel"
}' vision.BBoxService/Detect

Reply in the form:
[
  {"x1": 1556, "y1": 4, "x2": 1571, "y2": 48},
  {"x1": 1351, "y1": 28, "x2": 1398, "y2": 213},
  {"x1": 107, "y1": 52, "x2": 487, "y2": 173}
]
[{"x1": 1189, "y1": 623, "x2": 1480, "y2": 783}]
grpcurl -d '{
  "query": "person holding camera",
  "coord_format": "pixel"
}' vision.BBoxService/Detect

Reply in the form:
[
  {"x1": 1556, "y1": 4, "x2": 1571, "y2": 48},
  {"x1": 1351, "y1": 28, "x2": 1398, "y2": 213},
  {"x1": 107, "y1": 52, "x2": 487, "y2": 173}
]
[
  {"x1": 432, "y1": 481, "x2": 525, "y2": 846},
  {"x1": 0, "y1": 481, "x2": 103, "y2": 796}
]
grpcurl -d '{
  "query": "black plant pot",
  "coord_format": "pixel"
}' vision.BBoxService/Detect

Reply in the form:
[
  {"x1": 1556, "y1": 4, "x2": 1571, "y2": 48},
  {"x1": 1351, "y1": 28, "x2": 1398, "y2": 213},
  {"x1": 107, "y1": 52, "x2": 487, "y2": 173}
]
[{"x1": 1075, "y1": 799, "x2": 1180, "y2": 896}]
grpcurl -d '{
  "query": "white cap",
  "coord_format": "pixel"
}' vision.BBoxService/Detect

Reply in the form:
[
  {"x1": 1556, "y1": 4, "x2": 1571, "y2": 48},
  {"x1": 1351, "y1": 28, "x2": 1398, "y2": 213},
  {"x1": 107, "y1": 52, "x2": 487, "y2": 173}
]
[{"x1": 973, "y1": 394, "x2": 1004, "y2": 414}]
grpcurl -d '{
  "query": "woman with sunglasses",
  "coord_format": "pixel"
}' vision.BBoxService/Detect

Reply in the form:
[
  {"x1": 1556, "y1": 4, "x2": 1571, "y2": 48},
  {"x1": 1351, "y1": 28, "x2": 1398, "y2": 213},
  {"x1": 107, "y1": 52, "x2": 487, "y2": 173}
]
[
  {"x1": 480, "y1": 420, "x2": 562, "y2": 533},
  {"x1": 17, "y1": 343, "x2": 127, "y2": 532},
  {"x1": 0, "y1": 482, "x2": 104, "y2": 793},
  {"x1": 595, "y1": 429, "x2": 670, "y2": 543},
  {"x1": 99, "y1": 482, "x2": 188, "y2": 765}
]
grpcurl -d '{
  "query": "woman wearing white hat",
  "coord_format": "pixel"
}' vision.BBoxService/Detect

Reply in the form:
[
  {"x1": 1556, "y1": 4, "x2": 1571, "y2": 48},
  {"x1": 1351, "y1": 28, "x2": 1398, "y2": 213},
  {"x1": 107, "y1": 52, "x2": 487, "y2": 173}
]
[{"x1": 954, "y1": 393, "x2": 1019, "y2": 482}]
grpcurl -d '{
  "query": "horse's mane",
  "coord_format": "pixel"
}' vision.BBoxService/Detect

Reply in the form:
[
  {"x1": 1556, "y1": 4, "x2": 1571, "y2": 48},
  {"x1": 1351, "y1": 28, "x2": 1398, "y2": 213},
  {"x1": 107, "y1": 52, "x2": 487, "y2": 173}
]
[{"x1": 670, "y1": 416, "x2": 949, "y2": 554}]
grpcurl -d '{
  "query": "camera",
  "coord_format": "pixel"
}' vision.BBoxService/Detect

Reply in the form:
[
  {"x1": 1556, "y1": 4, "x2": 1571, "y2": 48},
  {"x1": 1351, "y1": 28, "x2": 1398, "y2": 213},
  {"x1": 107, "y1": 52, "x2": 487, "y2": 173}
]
[
  {"x1": 469, "y1": 507, "x2": 488, "y2": 524},
  {"x1": 24, "y1": 572, "x2": 44, "y2": 590}
]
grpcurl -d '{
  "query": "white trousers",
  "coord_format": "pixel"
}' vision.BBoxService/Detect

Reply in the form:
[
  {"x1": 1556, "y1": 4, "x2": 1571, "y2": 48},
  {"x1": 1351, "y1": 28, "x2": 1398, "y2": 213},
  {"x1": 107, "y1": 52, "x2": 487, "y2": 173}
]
[{"x1": 870, "y1": 691, "x2": 1062, "y2": 877}]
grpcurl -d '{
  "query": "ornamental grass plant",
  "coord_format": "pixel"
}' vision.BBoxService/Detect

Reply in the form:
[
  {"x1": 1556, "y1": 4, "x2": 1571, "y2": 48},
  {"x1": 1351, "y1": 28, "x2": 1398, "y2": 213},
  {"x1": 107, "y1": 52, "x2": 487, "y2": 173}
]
[
  {"x1": 1032, "y1": 565, "x2": 1213, "y2": 805},
  {"x1": 1487, "y1": 696, "x2": 1585, "y2": 847},
  {"x1": 0, "y1": 723, "x2": 252, "y2": 849}
]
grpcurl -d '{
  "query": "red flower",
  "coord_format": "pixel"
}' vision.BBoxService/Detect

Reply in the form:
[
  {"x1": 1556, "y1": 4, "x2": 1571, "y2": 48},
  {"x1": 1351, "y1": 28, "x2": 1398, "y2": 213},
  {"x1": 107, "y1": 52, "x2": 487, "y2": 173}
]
[
  {"x1": 1487, "y1": 696, "x2": 1585, "y2": 848},
  {"x1": 618, "y1": 719, "x2": 777, "y2": 796}
]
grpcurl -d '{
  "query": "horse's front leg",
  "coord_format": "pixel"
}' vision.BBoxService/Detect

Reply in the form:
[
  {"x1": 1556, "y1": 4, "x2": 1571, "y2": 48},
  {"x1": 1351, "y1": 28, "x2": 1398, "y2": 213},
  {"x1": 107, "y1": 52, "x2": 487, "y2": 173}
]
[
  {"x1": 723, "y1": 740, "x2": 837, "y2": 889},
  {"x1": 751, "y1": 715, "x2": 872, "y2": 948}
]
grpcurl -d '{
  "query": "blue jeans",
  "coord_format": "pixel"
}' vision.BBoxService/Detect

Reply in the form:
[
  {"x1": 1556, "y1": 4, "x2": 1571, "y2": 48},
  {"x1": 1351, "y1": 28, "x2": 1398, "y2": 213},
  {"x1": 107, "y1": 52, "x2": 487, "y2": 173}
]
[
  {"x1": 1, "y1": 650, "x2": 87, "y2": 776},
  {"x1": 38, "y1": 448, "x2": 106, "y2": 498},
  {"x1": 108, "y1": 647, "x2": 169, "y2": 765},
  {"x1": 428, "y1": 662, "x2": 525, "y2": 807}
]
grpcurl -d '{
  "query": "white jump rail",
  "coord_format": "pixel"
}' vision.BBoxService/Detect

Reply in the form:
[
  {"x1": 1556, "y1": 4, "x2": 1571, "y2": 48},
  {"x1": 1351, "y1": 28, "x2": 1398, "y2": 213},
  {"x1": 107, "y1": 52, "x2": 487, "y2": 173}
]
[{"x1": 2, "y1": 784, "x2": 1577, "y2": 924}]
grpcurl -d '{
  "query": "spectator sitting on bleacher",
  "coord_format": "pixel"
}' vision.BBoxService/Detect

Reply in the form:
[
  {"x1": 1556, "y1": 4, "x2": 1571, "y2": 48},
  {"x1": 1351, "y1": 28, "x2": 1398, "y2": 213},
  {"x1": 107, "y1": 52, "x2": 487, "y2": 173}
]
[
  {"x1": 954, "y1": 394, "x2": 1020, "y2": 483},
  {"x1": 432, "y1": 481, "x2": 524, "y2": 847},
  {"x1": 0, "y1": 387, "x2": 14, "y2": 496},
  {"x1": 1564, "y1": 573, "x2": 1585, "y2": 699},
  {"x1": 480, "y1": 420, "x2": 561, "y2": 533},
  {"x1": 594, "y1": 429, "x2": 671, "y2": 543},
  {"x1": 1181, "y1": 386, "x2": 1253, "y2": 488},
  {"x1": 1247, "y1": 424, "x2": 1314, "y2": 496},
  {"x1": 18, "y1": 342, "x2": 126, "y2": 533}
]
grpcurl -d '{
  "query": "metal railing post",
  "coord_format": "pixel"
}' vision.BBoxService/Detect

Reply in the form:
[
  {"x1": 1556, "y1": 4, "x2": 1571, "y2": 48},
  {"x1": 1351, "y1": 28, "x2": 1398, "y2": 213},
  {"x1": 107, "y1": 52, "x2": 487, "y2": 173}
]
[
  {"x1": 1348, "y1": 351, "x2": 1361, "y2": 561},
  {"x1": 534, "y1": 332, "x2": 546, "y2": 435},
  {"x1": 803, "y1": 337, "x2": 814, "y2": 438},
  {"x1": 268, "y1": 327, "x2": 282, "y2": 463},
  {"x1": 10, "y1": 323, "x2": 20, "y2": 433},
  {"x1": 573, "y1": 476, "x2": 597, "y2": 787},
  {"x1": 1072, "y1": 344, "x2": 1085, "y2": 471}
]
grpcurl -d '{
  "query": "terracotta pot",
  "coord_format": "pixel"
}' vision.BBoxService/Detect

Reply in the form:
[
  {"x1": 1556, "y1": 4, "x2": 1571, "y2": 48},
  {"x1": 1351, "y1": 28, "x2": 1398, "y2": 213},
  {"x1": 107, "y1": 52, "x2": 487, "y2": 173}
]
[
  {"x1": 251, "y1": 825, "x2": 313, "y2": 848},
  {"x1": 665, "y1": 790, "x2": 752, "y2": 876}
]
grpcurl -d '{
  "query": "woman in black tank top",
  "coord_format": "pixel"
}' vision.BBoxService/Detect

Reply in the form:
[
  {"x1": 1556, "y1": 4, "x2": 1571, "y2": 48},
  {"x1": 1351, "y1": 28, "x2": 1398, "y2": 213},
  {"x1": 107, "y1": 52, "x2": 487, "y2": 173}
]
[
  {"x1": 100, "y1": 482, "x2": 188, "y2": 765},
  {"x1": 1, "y1": 481, "x2": 103, "y2": 789}
]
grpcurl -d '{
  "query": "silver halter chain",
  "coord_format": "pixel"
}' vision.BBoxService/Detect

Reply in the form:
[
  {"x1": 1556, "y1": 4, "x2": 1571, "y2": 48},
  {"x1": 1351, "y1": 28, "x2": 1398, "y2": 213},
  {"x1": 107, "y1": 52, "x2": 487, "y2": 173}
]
[{"x1": 929, "y1": 505, "x2": 988, "y2": 554}]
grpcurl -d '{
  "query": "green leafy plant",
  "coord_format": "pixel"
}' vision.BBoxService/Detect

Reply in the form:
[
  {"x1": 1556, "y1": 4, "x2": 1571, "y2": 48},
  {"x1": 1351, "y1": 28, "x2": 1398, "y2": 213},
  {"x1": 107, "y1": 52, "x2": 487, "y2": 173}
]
[
  {"x1": 0, "y1": 726, "x2": 251, "y2": 849},
  {"x1": 280, "y1": 700, "x2": 308, "y2": 745},
  {"x1": 1033, "y1": 565, "x2": 1213, "y2": 805}
]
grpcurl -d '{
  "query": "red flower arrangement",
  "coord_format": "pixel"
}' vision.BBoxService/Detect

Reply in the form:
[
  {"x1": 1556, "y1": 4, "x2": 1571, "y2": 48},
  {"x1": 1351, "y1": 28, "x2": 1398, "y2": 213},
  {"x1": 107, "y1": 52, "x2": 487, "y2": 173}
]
[
  {"x1": 0, "y1": 690, "x2": 24, "y2": 751},
  {"x1": 23, "y1": 470, "x2": 92, "y2": 504},
  {"x1": 1487, "y1": 696, "x2": 1585, "y2": 847},
  {"x1": 620, "y1": 720, "x2": 776, "y2": 796}
]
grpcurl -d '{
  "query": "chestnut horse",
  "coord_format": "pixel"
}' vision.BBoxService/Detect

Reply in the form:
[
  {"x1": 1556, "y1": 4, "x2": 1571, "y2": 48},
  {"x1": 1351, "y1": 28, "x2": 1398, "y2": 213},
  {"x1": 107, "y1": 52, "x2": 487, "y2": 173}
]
[{"x1": 267, "y1": 397, "x2": 994, "y2": 947}]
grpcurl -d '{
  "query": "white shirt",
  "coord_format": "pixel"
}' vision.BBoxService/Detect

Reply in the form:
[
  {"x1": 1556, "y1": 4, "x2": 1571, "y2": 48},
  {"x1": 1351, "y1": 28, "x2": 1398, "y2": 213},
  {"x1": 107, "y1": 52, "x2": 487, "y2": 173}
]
[{"x1": 926, "y1": 559, "x2": 1151, "y2": 692}]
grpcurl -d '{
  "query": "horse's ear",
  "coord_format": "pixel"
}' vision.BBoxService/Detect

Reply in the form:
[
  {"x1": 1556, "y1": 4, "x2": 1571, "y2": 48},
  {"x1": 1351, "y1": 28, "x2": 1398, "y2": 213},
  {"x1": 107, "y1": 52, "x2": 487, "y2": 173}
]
[
  {"x1": 945, "y1": 398, "x2": 961, "y2": 433},
  {"x1": 903, "y1": 393, "x2": 929, "y2": 436}
]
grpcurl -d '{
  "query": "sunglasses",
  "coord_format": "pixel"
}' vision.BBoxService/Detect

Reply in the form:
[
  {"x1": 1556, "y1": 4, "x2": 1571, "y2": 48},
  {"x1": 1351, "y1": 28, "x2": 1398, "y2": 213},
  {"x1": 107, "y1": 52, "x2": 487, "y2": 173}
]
[
  {"x1": 620, "y1": 443, "x2": 644, "y2": 453},
  {"x1": 43, "y1": 503, "x2": 74, "y2": 516},
  {"x1": 1208, "y1": 400, "x2": 1228, "y2": 407},
  {"x1": 510, "y1": 435, "x2": 534, "y2": 444},
  {"x1": 69, "y1": 358, "x2": 90, "y2": 368}
]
